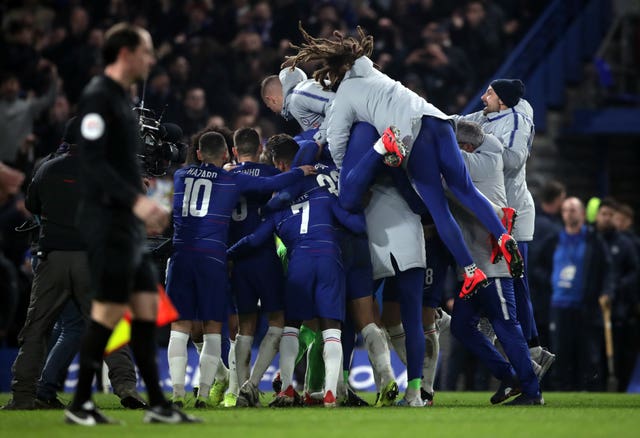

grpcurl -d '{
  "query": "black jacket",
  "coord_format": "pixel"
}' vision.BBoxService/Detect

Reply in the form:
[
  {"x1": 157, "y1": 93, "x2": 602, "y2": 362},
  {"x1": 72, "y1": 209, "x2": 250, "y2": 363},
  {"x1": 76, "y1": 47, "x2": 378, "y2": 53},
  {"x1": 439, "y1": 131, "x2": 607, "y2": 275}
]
[
  {"x1": 26, "y1": 151, "x2": 85, "y2": 251},
  {"x1": 599, "y1": 230, "x2": 640, "y2": 321},
  {"x1": 76, "y1": 75, "x2": 143, "y2": 210}
]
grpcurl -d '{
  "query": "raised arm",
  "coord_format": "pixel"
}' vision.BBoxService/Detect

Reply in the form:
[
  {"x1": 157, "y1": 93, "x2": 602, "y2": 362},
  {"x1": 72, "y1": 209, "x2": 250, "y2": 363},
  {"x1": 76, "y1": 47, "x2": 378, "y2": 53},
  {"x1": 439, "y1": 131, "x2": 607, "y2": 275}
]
[
  {"x1": 238, "y1": 166, "x2": 314, "y2": 194},
  {"x1": 291, "y1": 140, "x2": 320, "y2": 167}
]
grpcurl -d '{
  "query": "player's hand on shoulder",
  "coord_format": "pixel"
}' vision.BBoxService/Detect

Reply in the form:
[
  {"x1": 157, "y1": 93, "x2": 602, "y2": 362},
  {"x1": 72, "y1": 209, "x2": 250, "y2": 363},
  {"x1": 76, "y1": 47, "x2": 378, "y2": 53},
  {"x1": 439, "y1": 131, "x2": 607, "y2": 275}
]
[
  {"x1": 223, "y1": 162, "x2": 238, "y2": 172},
  {"x1": 296, "y1": 165, "x2": 317, "y2": 176},
  {"x1": 133, "y1": 195, "x2": 170, "y2": 235}
]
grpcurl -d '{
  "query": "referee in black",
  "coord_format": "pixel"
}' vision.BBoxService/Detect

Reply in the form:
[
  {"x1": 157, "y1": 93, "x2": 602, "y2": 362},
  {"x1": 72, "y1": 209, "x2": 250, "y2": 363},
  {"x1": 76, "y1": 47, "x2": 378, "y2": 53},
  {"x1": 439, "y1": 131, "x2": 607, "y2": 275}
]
[{"x1": 65, "y1": 23, "x2": 199, "y2": 425}]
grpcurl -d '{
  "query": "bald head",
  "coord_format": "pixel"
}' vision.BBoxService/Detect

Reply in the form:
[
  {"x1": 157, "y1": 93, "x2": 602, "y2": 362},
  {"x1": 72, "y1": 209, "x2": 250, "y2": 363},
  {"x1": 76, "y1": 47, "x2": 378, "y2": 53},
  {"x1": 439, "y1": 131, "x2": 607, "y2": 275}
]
[{"x1": 561, "y1": 197, "x2": 585, "y2": 231}]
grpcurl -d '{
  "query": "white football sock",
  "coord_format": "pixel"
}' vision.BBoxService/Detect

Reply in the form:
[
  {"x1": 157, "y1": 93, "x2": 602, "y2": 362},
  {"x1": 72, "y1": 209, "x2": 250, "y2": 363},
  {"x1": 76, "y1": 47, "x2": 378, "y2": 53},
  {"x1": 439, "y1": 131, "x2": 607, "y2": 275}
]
[
  {"x1": 235, "y1": 335, "x2": 253, "y2": 386},
  {"x1": 362, "y1": 323, "x2": 394, "y2": 387},
  {"x1": 529, "y1": 346, "x2": 543, "y2": 363},
  {"x1": 369, "y1": 350, "x2": 382, "y2": 392},
  {"x1": 531, "y1": 358, "x2": 542, "y2": 375},
  {"x1": 373, "y1": 136, "x2": 387, "y2": 155},
  {"x1": 322, "y1": 328, "x2": 343, "y2": 398},
  {"x1": 279, "y1": 326, "x2": 300, "y2": 391},
  {"x1": 168, "y1": 330, "x2": 189, "y2": 397},
  {"x1": 215, "y1": 360, "x2": 229, "y2": 381},
  {"x1": 198, "y1": 333, "x2": 221, "y2": 398},
  {"x1": 226, "y1": 339, "x2": 238, "y2": 396},
  {"x1": 191, "y1": 340, "x2": 203, "y2": 387},
  {"x1": 422, "y1": 324, "x2": 439, "y2": 394},
  {"x1": 250, "y1": 326, "x2": 282, "y2": 387},
  {"x1": 386, "y1": 324, "x2": 407, "y2": 365}
]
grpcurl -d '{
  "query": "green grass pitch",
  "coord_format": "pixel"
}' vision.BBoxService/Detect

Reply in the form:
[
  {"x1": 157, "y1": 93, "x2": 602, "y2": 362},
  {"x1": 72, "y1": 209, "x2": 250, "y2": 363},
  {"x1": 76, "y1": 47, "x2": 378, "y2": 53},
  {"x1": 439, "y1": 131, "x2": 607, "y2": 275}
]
[{"x1": 1, "y1": 392, "x2": 639, "y2": 438}]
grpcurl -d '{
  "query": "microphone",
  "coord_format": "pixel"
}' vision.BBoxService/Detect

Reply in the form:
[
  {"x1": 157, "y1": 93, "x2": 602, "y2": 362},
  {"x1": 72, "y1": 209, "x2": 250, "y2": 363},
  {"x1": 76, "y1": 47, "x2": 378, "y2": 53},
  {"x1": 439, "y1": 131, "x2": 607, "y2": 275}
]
[{"x1": 160, "y1": 123, "x2": 183, "y2": 142}]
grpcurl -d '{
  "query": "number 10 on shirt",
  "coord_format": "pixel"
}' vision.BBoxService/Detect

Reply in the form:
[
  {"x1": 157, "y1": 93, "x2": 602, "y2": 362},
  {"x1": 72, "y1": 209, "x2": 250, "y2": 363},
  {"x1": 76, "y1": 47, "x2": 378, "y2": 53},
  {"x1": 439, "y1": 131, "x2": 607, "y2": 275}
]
[{"x1": 181, "y1": 177, "x2": 212, "y2": 217}]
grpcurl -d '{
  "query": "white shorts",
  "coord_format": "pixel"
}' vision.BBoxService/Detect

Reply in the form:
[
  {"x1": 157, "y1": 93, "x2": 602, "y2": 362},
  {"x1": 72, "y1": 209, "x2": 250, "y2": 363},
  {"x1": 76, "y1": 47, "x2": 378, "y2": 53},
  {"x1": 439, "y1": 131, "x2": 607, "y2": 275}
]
[{"x1": 365, "y1": 184, "x2": 426, "y2": 280}]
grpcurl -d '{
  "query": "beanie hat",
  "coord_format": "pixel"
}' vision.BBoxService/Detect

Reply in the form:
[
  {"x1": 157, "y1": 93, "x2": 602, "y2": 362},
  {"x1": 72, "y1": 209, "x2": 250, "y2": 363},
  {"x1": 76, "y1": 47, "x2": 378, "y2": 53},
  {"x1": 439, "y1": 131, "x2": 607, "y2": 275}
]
[{"x1": 490, "y1": 79, "x2": 525, "y2": 108}]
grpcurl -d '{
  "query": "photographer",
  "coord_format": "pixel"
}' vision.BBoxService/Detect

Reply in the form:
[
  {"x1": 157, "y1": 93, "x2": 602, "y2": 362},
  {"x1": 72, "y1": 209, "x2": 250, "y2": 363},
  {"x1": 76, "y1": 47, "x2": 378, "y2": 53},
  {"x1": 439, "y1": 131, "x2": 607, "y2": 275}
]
[
  {"x1": 2, "y1": 119, "x2": 146, "y2": 411},
  {"x1": 65, "y1": 23, "x2": 198, "y2": 425}
]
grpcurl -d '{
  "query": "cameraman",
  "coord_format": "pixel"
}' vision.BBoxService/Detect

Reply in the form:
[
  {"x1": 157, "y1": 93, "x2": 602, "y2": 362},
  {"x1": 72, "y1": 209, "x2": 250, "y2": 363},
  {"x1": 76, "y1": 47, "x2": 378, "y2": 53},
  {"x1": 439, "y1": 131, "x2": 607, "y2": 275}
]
[
  {"x1": 3, "y1": 118, "x2": 146, "y2": 410},
  {"x1": 66, "y1": 23, "x2": 198, "y2": 425}
]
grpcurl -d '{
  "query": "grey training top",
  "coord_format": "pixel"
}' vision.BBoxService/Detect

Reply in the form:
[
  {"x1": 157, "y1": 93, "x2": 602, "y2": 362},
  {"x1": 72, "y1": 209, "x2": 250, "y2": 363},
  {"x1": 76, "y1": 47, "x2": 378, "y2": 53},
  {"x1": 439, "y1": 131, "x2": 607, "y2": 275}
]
[
  {"x1": 452, "y1": 133, "x2": 511, "y2": 278},
  {"x1": 455, "y1": 99, "x2": 535, "y2": 241}
]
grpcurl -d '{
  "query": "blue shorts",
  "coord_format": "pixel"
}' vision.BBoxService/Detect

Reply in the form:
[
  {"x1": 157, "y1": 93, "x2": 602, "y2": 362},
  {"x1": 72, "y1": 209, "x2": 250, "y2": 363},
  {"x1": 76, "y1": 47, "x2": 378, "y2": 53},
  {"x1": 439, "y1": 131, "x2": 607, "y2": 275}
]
[
  {"x1": 165, "y1": 251, "x2": 229, "y2": 322},
  {"x1": 423, "y1": 235, "x2": 454, "y2": 308},
  {"x1": 285, "y1": 254, "x2": 345, "y2": 322},
  {"x1": 341, "y1": 233, "x2": 373, "y2": 301},
  {"x1": 231, "y1": 250, "x2": 284, "y2": 315}
]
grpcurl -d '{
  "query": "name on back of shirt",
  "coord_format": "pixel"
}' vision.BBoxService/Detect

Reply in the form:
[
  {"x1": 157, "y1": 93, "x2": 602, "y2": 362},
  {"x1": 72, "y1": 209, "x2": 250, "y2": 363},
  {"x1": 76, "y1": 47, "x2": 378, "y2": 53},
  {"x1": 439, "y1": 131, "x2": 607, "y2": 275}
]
[
  {"x1": 186, "y1": 167, "x2": 218, "y2": 178},
  {"x1": 293, "y1": 192, "x2": 310, "y2": 204},
  {"x1": 238, "y1": 168, "x2": 261, "y2": 176}
]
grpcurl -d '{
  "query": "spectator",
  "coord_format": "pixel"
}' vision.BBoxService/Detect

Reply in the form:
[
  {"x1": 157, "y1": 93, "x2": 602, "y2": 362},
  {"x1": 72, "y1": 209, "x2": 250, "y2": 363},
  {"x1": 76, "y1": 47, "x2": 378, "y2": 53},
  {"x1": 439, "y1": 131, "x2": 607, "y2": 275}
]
[
  {"x1": 529, "y1": 180, "x2": 566, "y2": 346},
  {"x1": 249, "y1": 1, "x2": 275, "y2": 47},
  {"x1": 1, "y1": 19, "x2": 40, "y2": 91},
  {"x1": 0, "y1": 67, "x2": 59, "y2": 165},
  {"x1": 232, "y1": 95, "x2": 260, "y2": 130},
  {"x1": 450, "y1": 0, "x2": 504, "y2": 87},
  {"x1": 144, "y1": 68, "x2": 180, "y2": 118},
  {"x1": 0, "y1": 162, "x2": 25, "y2": 343},
  {"x1": 595, "y1": 198, "x2": 640, "y2": 391},
  {"x1": 613, "y1": 202, "x2": 640, "y2": 388},
  {"x1": 404, "y1": 23, "x2": 474, "y2": 113},
  {"x1": 614, "y1": 203, "x2": 640, "y2": 250},
  {"x1": 177, "y1": 86, "x2": 209, "y2": 139},
  {"x1": 33, "y1": 94, "x2": 71, "y2": 158},
  {"x1": 166, "y1": 55, "x2": 191, "y2": 103},
  {"x1": 229, "y1": 30, "x2": 278, "y2": 96},
  {"x1": 533, "y1": 197, "x2": 613, "y2": 390}
]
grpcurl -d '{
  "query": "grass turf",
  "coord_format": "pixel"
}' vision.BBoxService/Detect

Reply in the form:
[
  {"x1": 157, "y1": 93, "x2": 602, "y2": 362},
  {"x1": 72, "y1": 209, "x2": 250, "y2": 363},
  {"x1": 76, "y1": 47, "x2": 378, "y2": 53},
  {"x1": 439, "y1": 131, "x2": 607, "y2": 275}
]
[{"x1": 1, "y1": 392, "x2": 639, "y2": 438}]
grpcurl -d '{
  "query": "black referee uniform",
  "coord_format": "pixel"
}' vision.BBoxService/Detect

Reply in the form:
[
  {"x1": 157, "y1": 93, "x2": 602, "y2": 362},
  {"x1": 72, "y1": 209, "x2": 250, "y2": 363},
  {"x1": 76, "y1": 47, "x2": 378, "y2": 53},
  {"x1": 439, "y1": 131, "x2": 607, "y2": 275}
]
[
  {"x1": 65, "y1": 24, "x2": 198, "y2": 425},
  {"x1": 76, "y1": 74, "x2": 158, "y2": 300}
]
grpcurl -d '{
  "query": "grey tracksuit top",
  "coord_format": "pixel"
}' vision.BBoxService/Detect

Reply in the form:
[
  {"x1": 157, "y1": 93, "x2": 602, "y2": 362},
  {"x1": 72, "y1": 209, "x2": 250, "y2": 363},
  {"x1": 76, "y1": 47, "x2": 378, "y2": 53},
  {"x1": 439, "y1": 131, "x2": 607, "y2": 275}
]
[{"x1": 456, "y1": 99, "x2": 535, "y2": 241}]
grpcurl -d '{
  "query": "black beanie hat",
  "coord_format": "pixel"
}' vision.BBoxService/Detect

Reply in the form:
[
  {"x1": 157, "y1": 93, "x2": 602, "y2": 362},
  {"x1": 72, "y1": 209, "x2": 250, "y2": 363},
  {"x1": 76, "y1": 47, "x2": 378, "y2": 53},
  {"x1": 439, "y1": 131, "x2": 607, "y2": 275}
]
[{"x1": 490, "y1": 79, "x2": 525, "y2": 108}]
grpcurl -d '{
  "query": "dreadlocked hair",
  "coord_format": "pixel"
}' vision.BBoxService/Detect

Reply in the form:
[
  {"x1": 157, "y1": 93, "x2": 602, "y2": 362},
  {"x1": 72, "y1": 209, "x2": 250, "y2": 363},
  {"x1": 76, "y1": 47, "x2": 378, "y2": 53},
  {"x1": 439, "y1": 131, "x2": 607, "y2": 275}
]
[{"x1": 284, "y1": 23, "x2": 374, "y2": 91}]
